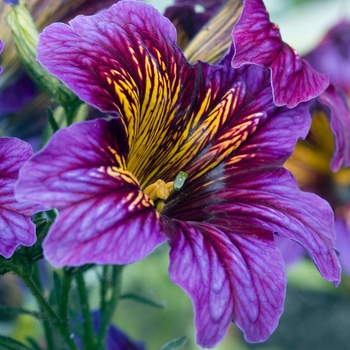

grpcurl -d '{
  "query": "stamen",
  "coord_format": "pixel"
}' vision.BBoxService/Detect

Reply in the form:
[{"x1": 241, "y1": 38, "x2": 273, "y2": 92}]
[
  {"x1": 143, "y1": 172, "x2": 188, "y2": 212},
  {"x1": 144, "y1": 179, "x2": 174, "y2": 202}
]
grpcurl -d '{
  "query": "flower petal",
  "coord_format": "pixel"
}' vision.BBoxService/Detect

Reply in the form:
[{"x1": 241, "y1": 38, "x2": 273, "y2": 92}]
[
  {"x1": 15, "y1": 119, "x2": 167, "y2": 267},
  {"x1": 314, "y1": 85, "x2": 350, "y2": 171},
  {"x1": 36, "y1": 1, "x2": 258, "y2": 188},
  {"x1": 335, "y1": 206, "x2": 350, "y2": 276},
  {"x1": 231, "y1": 0, "x2": 329, "y2": 108},
  {"x1": 0, "y1": 74, "x2": 37, "y2": 114},
  {"x1": 163, "y1": 79, "x2": 312, "y2": 205},
  {"x1": 0, "y1": 138, "x2": 42, "y2": 258},
  {"x1": 207, "y1": 168, "x2": 340, "y2": 284},
  {"x1": 0, "y1": 40, "x2": 3, "y2": 74},
  {"x1": 304, "y1": 20, "x2": 350, "y2": 93},
  {"x1": 167, "y1": 220, "x2": 285, "y2": 346},
  {"x1": 274, "y1": 235, "x2": 306, "y2": 266},
  {"x1": 165, "y1": 99, "x2": 340, "y2": 285}
]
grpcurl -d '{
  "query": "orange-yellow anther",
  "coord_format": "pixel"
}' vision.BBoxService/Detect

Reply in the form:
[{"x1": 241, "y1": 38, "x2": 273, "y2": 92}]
[{"x1": 144, "y1": 179, "x2": 174, "y2": 202}]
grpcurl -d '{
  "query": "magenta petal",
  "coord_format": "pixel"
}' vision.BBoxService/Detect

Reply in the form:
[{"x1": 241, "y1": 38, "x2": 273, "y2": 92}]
[
  {"x1": 15, "y1": 119, "x2": 167, "y2": 267},
  {"x1": 304, "y1": 20, "x2": 350, "y2": 93},
  {"x1": 206, "y1": 168, "x2": 341, "y2": 285},
  {"x1": 0, "y1": 40, "x2": 3, "y2": 74},
  {"x1": 0, "y1": 138, "x2": 42, "y2": 258},
  {"x1": 274, "y1": 235, "x2": 305, "y2": 266},
  {"x1": 42, "y1": 189, "x2": 166, "y2": 267},
  {"x1": 315, "y1": 84, "x2": 350, "y2": 171},
  {"x1": 168, "y1": 220, "x2": 285, "y2": 346},
  {"x1": 231, "y1": 0, "x2": 329, "y2": 108},
  {"x1": 335, "y1": 206, "x2": 350, "y2": 276}
]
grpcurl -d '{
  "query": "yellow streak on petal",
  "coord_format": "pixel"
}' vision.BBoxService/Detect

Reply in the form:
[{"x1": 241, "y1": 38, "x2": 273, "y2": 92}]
[
  {"x1": 107, "y1": 146, "x2": 127, "y2": 169},
  {"x1": 99, "y1": 166, "x2": 140, "y2": 187},
  {"x1": 156, "y1": 87, "x2": 241, "y2": 182},
  {"x1": 127, "y1": 49, "x2": 180, "y2": 180},
  {"x1": 128, "y1": 191, "x2": 145, "y2": 211}
]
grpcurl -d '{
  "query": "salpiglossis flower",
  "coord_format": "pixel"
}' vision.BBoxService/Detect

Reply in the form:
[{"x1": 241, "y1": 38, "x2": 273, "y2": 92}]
[
  {"x1": 0, "y1": 137, "x2": 42, "y2": 258},
  {"x1": 281, "y1": 20, "x2": 350, "y2": 274},
  {"x1": 15, "y1": 0, "x2": 341, "y2": 347}
]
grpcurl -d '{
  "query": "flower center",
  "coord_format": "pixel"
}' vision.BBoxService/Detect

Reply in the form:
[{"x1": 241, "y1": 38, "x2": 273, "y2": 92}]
[
  {"x1": 143, "y1": 171, "x2": 188, "y2": 212},
  {"x1": 144, "y1": 180, "x2": 174, "y2": 212}
]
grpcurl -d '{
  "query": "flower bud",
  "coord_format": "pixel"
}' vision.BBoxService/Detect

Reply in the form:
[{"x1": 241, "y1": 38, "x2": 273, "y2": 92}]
[{"x1": 5, "y1": 2, "x2": 80, "y2": 114}]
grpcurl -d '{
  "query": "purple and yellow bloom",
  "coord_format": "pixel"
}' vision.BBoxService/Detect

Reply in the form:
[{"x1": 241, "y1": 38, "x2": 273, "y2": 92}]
[
  {"x1": 0, "y1": 137, "x2": 42, "y2": 258},
  {"x1": 279, "y1": 21, "x2": 350, "y2": 275},
  {"x1": 304, "y1": 20, "x2": 350, "y2": 171},
  {"x1": 15, "y1": 1, "x2": 341, "y2": 347}
]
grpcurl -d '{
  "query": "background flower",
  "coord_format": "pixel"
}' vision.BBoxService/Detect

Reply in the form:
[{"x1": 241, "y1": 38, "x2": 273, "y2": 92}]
[{"x1": 0, "y1": 137, "x2": 43, "y2": 258}]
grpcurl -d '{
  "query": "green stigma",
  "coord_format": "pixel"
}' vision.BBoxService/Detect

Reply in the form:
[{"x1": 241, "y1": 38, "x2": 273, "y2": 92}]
[{"x1": 174, "y1": 171, "x2": 188, "y2": 191}]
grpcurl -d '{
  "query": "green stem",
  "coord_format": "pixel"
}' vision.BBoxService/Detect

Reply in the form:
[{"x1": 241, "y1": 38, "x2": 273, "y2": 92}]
[
  {"x1": 96, "y1": 265, "x2": 123, "y2": 350},
  {"x1": 32, "y1": 264, "x2": 55, "y2": 350},
  {"x1": 12, "y1": 266, "x2": 78, "y2": 350},
  {"x1": 99, "y1": 266, "x2": 109, "y2": 317},
  {"x1": 59, "y1": 273, "x2": 73, "y2": 322},
  {"x1": 76, "y1": 273, "x2": 95, "y2": 350}
]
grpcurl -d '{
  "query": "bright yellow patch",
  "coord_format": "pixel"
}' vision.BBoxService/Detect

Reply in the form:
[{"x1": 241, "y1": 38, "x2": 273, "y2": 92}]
[
  {"x1": 285, "y1": 112, "x2": 334, "y2": 187},
  {"x1": 143, "y1": 179, "x2": 175, "y2": 212},
  {"x1": 144, "y1": 179, "x2": 174, "y2": 202}
]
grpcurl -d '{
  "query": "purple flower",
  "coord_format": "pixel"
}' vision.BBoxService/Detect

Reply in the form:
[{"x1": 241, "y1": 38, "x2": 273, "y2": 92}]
[
  {"x1": 304, "y1": 20, "x2": 350, "y2": 94},
  {"x1": 0, "y1": 138, "x2": 42, "y2": 258},
  {"x1": 75, "y1": 311, "x2": 145, "y2": 350},
  {"x1": 304, "y1": 20, "x2": 350, "y2": 171},
  {"x1": 284, "y1": 111, "x2": 350, "y2": 274},
  {"x1": 0, "y1": 40, "x2": 3, "y2": 75},
  {"x1": 0, "y1": 74, "x2": 37, "y2": 115},
  {"x1": 335, "y1": 205, "x2": 350, "y2": 276},
  {"x1": 4, "y1": 0, "x2": 19, "y2": 5},
  {"x1": 15, "y1": 1, "x2": 340, "y2": 347},
  {"x1": 231, "y1": 0, "x2": 329, "y2": 108},
  {"x1": 280, "y1": 21, "x2": 350, "y2": 274}
]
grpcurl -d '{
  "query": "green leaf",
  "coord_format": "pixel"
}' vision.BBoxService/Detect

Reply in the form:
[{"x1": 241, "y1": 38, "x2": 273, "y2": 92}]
[
  {"x1": 120, "y1": 293, "x2": 165, "y2": 309},
  {"x1": 0, "y1": 335, "x2": 33, "y2": 350},
  {"x1": 174, "y1": 171, "x2": 188, "y2": 191},
  {"x1": 0, "y1": 307, "x2": 44, "y2": 320},
  {"x1": 47, "y1": 107, "x2": 60, "y2": 133},
  {"x1": 159, "y1": 336, "x2": 187, "y2": 350}
]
